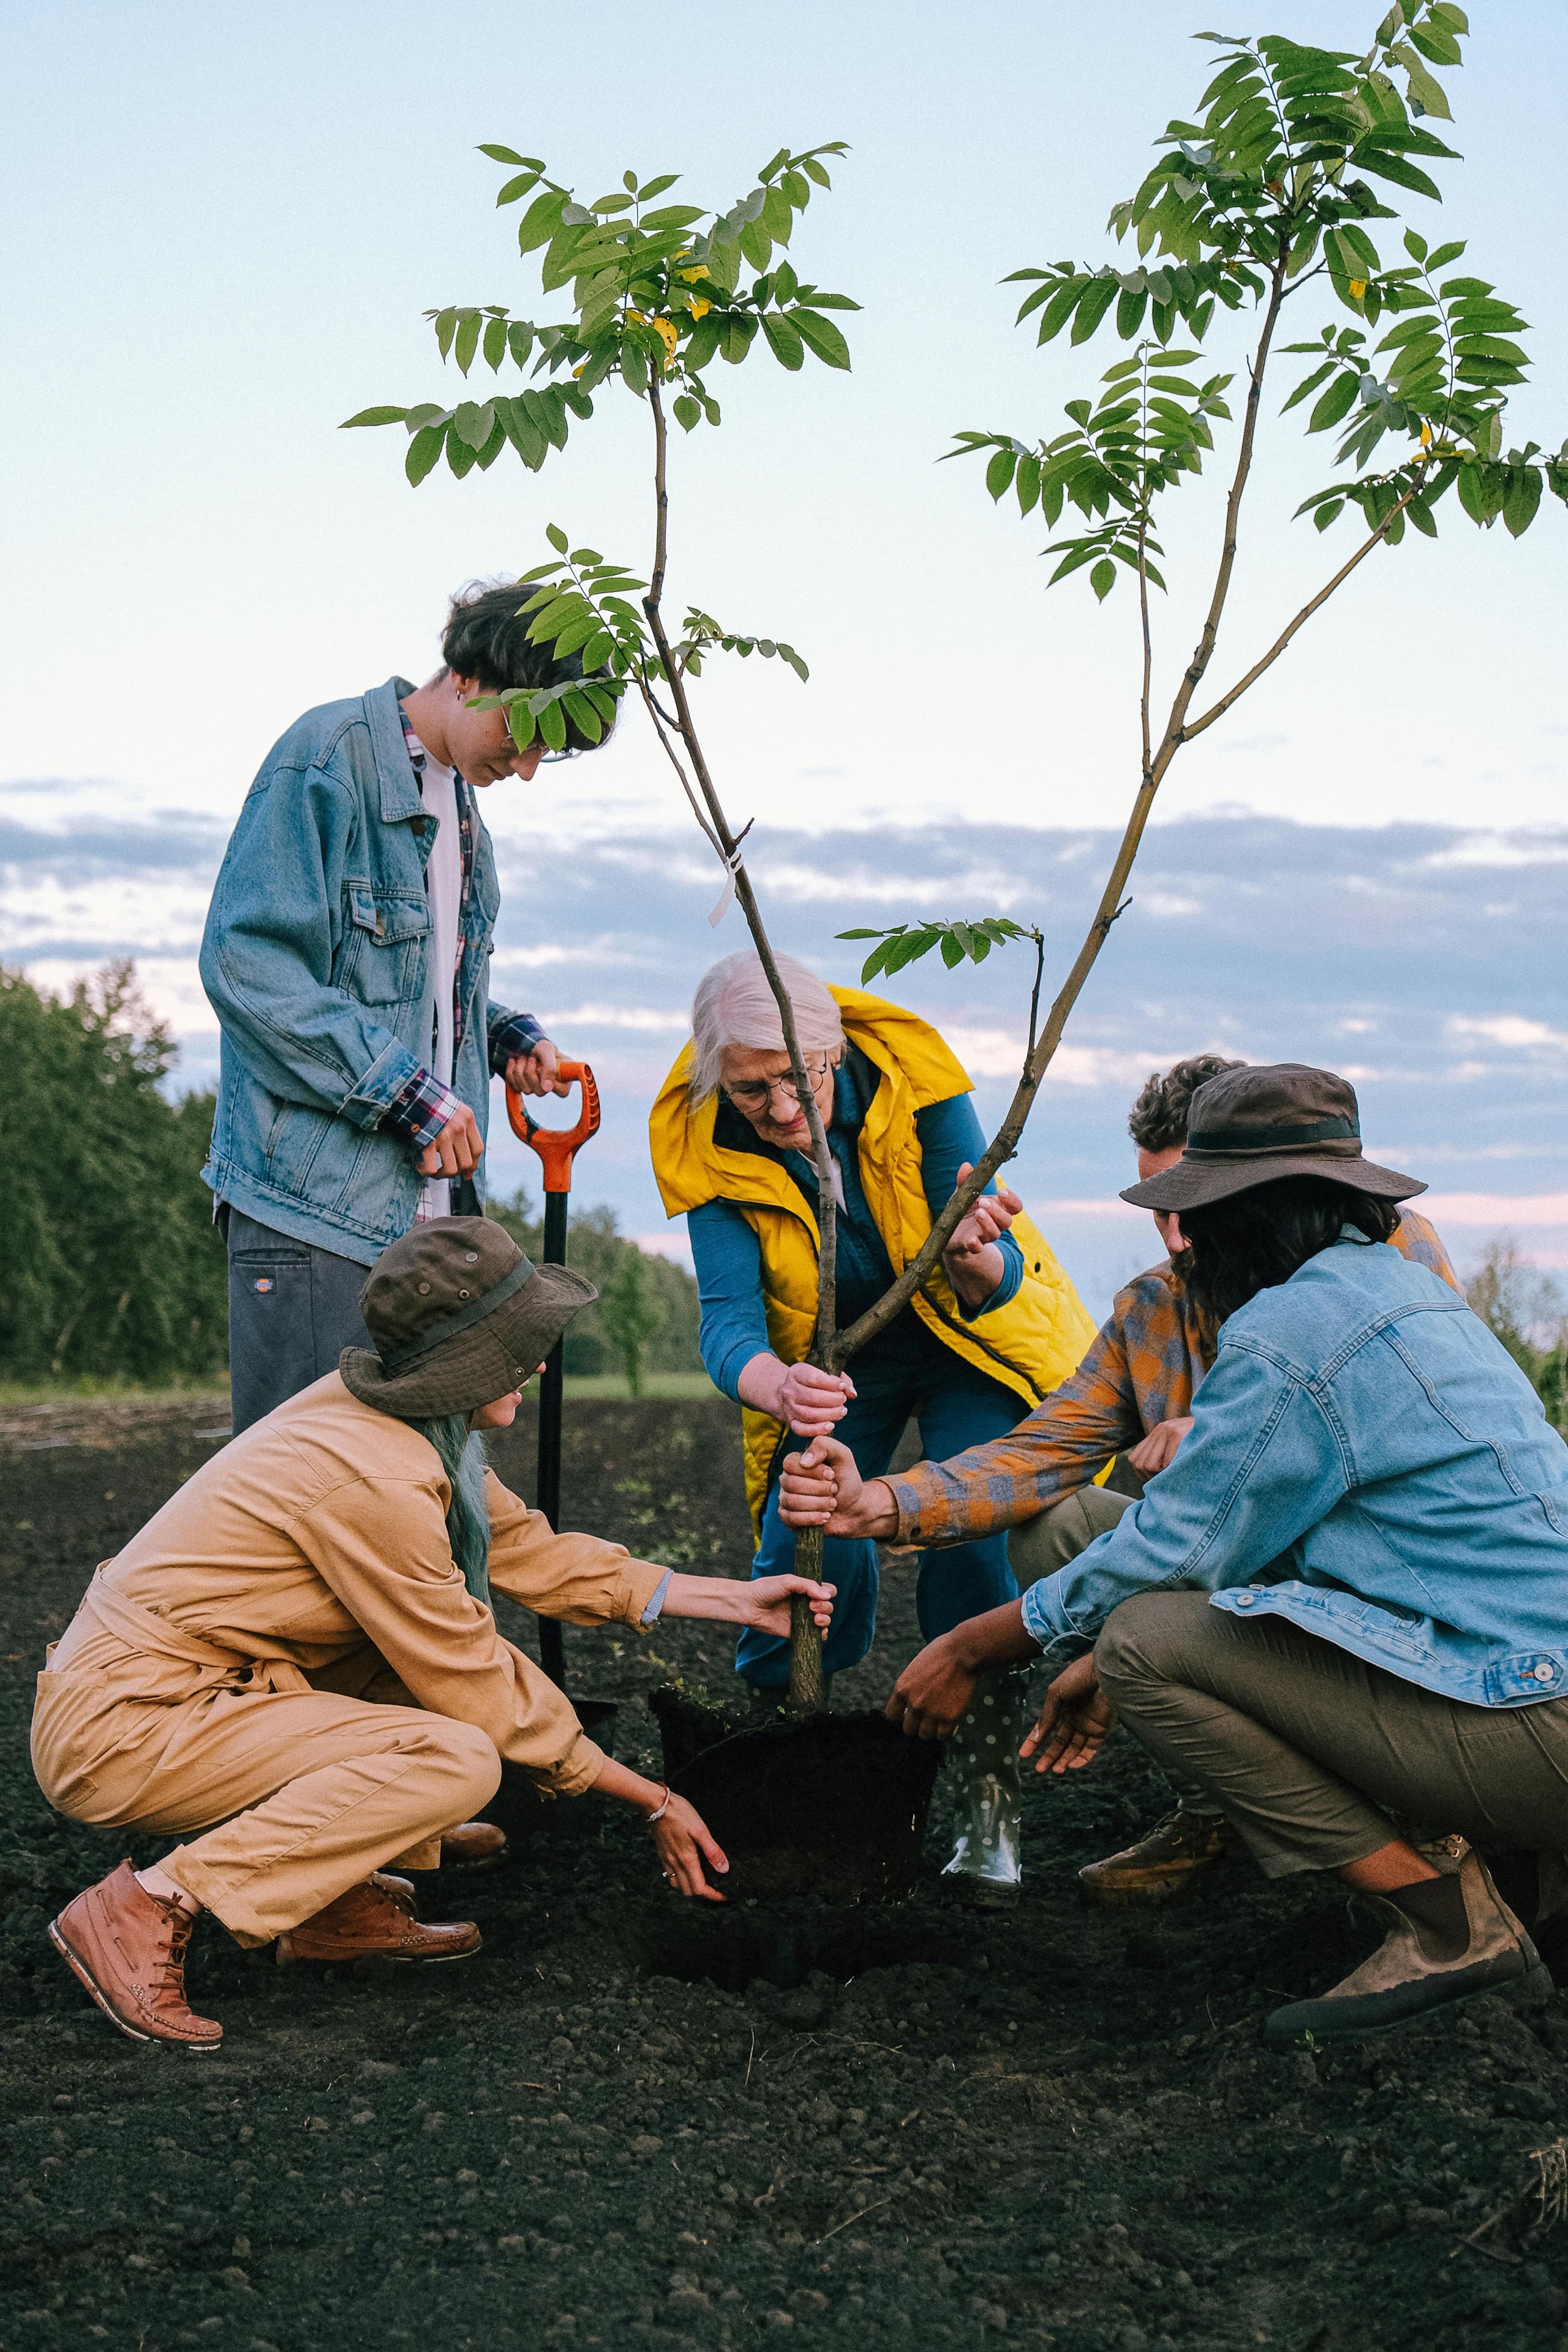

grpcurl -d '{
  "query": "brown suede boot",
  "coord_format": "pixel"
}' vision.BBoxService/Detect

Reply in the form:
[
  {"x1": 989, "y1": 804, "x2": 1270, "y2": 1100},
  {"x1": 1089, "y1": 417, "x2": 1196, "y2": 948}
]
[
  {"x1": 439, "y1": 1822, "x2": 507, "y2": 1868},
  {"x1": 48, "y1": 1861, "x2": 222, "y2": 2051},
  {"x1": 276, "y1": 1878, "x2": 481, "y2": 1966},
  {"x1": 1264, "y1": 1851, "x2": 1547, "y2": 2048},
  {"x1": 1077, "y1": 1806, "x2": 1227, "y2": 1908}
]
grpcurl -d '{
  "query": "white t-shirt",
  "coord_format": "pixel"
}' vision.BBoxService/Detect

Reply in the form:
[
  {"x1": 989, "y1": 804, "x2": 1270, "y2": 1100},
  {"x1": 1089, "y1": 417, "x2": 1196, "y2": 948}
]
[{"x1": 405, "y1": 733, "x2": 463, "y2": 1221}]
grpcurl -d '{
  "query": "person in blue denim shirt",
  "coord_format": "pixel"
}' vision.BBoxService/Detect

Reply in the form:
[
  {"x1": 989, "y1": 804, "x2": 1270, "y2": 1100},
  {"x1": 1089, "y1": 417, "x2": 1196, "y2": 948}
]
[
  {"x1": 876, "y1": 1063, "x2": 1568, "y2": 2044},
  {"x1": 201, "y1": 580, "x2": 609, "y2": 1432}
]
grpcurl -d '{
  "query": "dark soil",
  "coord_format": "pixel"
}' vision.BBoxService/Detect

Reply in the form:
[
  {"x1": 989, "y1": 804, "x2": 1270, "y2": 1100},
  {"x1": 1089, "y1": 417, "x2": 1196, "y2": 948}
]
[{"x1": 5, "y1": 1397, "x2": 1568, "y2": 2351}]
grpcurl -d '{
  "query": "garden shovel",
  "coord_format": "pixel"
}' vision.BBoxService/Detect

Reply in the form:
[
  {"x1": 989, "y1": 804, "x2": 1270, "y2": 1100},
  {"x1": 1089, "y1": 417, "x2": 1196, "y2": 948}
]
[{"x1": 506, "y1": 1058, "x2": 602, "y2": 1695}]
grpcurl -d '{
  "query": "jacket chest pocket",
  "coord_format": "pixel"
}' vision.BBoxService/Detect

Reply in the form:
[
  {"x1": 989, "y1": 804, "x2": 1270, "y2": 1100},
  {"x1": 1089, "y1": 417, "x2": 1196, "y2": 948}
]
[{"x1": 340, "y1": 883, "x2": 431, "y2": 1006}]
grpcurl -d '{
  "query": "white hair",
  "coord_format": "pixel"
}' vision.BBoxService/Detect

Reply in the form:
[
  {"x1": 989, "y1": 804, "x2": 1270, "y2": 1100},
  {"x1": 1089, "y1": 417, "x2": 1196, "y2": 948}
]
[{"x1": 690, "y1": 951, "x2": 845, "y2": 1104}]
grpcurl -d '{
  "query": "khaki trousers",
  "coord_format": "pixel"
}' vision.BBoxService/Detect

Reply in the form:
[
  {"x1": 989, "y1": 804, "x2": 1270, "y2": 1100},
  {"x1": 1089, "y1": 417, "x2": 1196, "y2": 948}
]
[
  {"x1": 1008, "y1": 1487, "x2": 1223, "y2": 1818},
  {"x1": 33, "y1": 1580, "x2": 502, "y2": 1947},
  {"x1": 1095, "y1": 1590, "x2": 1568, "y2": 1879}
]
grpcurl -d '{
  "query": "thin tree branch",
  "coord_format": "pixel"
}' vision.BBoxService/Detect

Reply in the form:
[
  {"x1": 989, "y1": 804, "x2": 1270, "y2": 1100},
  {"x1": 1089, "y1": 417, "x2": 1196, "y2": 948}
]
[
  {"x1": 832, "y1": 260, "x2": 1294, "y2": 1365},
  {"x1": 641, "y1": 379, "x2": 839, "y2": 1368},
  {"x1": 637, "y1": 682, "x2": 725, "y2": 858},
  {"x1": 1182, "y1": 477, "x2": 1423, "y2": 742},
  {"x1": 1023, "y1": 930, "x2": 1045, "y2": 1072}
]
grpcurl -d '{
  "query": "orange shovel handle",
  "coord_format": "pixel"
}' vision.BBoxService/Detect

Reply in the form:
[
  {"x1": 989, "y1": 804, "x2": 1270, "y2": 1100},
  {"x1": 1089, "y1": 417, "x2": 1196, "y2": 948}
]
[{"x1": 505, "y1": 1057, "x2": 601, "y2": 1194}]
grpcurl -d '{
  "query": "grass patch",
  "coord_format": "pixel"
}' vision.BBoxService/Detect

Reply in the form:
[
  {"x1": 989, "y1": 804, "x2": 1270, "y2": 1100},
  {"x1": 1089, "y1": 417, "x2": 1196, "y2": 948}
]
[{"x1": 561, "y1": 1371, "x2": 722, "y2": 1401}]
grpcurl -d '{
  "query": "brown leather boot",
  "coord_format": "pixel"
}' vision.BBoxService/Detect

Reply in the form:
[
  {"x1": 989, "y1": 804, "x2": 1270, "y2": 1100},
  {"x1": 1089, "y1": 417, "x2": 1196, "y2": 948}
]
[
  {"x1": 1265, "y1": 1852, "x2": 1547, "y2": 2048},
  {"x1": 276, "y1": 1878, "x2": 481, "y2": 1966},
  {"x1": 371, "y1": 1870, "x2": 417, "y2": 1913},
  {"x1": 1077, "y1": 1806, "x2": 1227, "y2": 1907},
  {"x1": 48, "y1": 1861, "x2": 222, "y2": 2051},
  {"x1": 439, "y1": 1821, "x2": 507, "y2": 1868}
]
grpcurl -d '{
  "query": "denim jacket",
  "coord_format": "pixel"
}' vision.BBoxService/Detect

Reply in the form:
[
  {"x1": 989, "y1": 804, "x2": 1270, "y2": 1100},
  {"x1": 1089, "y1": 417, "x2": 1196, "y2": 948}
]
[
  {"x1": 200, "y1": 678, "x2": 529, "y2": 1263},
  {"x1": 1020, "y1": 1234, "x2": 1568, "y2": 1708}
]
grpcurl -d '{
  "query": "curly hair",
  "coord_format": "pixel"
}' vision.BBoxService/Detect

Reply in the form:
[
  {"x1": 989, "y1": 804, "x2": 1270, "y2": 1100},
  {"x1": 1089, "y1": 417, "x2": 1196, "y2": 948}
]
[{"x1": 1127, "y1": 1054, "x2": 1246, "y2": 1153}]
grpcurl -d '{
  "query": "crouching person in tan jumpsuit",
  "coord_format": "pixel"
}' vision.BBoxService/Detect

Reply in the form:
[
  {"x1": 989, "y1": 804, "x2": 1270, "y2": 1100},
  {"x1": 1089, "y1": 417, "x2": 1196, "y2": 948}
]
[{"x1": 34, "y1": 1218, "x2": 834, "y2": 2051}]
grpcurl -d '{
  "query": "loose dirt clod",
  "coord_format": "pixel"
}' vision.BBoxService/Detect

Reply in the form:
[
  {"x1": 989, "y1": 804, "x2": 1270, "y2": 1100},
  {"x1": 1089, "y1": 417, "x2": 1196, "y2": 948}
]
[{"x1": 4, "y1": 1396, "x2": 1568, "y2": 2350}]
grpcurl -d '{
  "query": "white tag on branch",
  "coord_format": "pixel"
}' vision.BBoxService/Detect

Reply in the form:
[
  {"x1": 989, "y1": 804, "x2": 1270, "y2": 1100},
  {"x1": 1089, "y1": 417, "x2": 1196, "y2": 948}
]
[{"x1": 708, "y1": 846, "x2": 744, "y2": 928}]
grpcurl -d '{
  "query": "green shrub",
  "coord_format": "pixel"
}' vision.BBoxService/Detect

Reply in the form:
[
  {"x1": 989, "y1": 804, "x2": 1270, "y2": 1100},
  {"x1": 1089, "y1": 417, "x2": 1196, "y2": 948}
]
[
  {"x1": 486, "y1": 1194, "x2": 702, "y2": 1379},
  {"x1": 1464, "y1": 1240, "x2": 1568, "y2": 1435},
  {"x1": 0, "y1": 964, "x2": 227, "y2": 1384}
]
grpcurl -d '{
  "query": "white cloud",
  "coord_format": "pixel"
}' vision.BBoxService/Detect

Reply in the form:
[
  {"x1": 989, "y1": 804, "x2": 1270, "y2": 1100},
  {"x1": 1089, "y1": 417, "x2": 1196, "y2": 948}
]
[
  {"x1": 21, "y1": 954, "x2": 216, "y2": 1035},
  {"x1": 941, "y1": 1027, "x2": 1159, "y2": 1090},
  {"x1": 537, "y1": 1003, "x2": 689, "y2": 1033},
  {"x1": 1446, "y1": 1015, "x2": 1568, "y2": 1052},
  {"x1": 1423, "y1": 834, "x2": 1568, "y2": 871},
  {"x1": 1420, "y1": 1192, "x2": 1568, "y2": 1227}
]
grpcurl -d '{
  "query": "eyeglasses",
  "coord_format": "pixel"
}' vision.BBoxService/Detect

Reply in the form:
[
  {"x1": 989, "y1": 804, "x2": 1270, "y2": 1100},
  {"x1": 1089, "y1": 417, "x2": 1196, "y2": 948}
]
[{"x1": 723, "y1": 1055, "x2": 832, "y2": 1113}]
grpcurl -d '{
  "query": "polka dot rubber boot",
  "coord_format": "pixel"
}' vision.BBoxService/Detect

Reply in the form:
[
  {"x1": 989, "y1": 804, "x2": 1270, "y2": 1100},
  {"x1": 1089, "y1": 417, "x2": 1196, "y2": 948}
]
[{"x1": 940, "y1": 1667, "x2": 1028, "y2": 1898}]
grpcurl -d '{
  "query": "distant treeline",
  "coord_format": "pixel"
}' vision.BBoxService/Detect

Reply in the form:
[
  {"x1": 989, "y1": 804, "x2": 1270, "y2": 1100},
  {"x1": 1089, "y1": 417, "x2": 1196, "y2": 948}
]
[
  {"x1": 0, "y1": 965, "x2": 704, "y2": 1391},
  {"x1": 8, "y1": 963, "x2": 1568, "y2": 1424}
]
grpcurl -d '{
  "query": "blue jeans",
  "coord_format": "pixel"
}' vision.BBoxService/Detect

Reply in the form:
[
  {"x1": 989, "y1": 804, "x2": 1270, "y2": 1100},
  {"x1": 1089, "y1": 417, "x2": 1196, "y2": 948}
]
[{"x1": 736, "y1": 1340, "x2": 1024, "y2": 1687}]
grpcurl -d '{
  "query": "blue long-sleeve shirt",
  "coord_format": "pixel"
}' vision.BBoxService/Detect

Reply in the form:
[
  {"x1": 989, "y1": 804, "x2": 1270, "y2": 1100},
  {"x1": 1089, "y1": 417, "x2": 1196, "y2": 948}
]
[{"x1": 688, "y1": 1054, "x2": 1022, "y2": 1401}]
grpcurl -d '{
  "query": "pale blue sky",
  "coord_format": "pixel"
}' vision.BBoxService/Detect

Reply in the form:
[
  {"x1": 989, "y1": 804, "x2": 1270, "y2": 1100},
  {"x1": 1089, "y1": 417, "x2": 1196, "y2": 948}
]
[
  {"x1": 5, "y1": 4, "x2": 1567, "y2": 1309},
  {"x1": 6, "y1": 1, "x2": 1566, "y2": 833}
]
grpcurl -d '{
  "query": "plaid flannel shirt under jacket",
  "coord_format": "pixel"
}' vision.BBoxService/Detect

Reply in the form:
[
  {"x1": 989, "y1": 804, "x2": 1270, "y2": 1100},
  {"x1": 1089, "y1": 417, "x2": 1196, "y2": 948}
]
[{"x1": 885, "y1": 1208, "x2": 1460, "y2": 1547}]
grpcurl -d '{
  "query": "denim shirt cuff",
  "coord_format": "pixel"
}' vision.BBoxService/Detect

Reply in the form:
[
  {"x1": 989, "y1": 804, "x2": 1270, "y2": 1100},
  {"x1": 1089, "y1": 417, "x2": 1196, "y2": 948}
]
[
  {"x1": 1019, "y1": 1577, "x2": 1092, "y2": 1660},
  {"x1": 639, "y1": 1569, "x2": 675, "y2": 1627},
  {"x1": 489, "y1": 1010, "x2": 546, "y2": 1075},
  {"x1": 341, "y1": 1037, "x2": 429, "y2": 1133},
  {"x1": 381, "y1": 1069, "x2": 466, "y2": 1153}
]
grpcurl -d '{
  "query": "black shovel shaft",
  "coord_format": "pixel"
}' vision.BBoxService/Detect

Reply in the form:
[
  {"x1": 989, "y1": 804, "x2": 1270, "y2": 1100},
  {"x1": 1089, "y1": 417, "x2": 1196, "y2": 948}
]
[{"x1": 537, "y1": 1189, "x2": 570, "y2": 1689}]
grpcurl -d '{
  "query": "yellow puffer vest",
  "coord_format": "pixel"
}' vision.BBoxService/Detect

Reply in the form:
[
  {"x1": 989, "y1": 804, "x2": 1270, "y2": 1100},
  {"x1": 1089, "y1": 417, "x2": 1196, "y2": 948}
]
[{"x1": 650, "y1": 987, "x2": 1098, "y2": 1541}]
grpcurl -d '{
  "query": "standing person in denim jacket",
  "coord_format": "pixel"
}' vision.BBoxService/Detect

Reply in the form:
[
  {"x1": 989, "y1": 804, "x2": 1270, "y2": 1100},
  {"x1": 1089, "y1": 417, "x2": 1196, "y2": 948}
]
[
  {"x1": 201, "y1": 581, "x2": 608, "y2": 1433},
  {"x1": 869, "y1": 1064, "x2": 1568, "y2": 2044}
]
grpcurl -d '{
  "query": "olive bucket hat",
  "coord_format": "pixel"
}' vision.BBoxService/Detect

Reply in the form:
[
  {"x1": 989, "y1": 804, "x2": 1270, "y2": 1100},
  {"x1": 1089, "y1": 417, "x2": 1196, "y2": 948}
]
[
  {"x1": 341, "y1": 1216, "x2": 597, "y2": 1417},
  {"x1": 1119, "y1": 1063, "x2": 1426, "y2": 1215}
]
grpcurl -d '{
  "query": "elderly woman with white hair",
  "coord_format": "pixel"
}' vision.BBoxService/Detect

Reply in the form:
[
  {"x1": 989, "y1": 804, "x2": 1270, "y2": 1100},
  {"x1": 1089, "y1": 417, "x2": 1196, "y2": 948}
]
[{"x1": 650, "y1": 951, "x2": 1096, "y2": 1885}]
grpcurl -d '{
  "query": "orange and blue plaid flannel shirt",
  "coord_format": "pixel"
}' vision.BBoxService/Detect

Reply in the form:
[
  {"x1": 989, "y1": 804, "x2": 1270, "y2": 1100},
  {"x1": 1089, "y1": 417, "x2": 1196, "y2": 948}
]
[{"x1": 887, "y1": 1208, "x2": 1460, "y2": 1545}]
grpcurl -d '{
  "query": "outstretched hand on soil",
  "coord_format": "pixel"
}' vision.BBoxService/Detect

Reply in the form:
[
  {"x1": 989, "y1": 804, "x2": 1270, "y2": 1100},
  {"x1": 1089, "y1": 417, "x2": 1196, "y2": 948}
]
[
  {"x1": 649, "y1": 1789, "x2": 731, "y2": 1903},
  {"x1": 1022, "y1": 1653, "x2": 1117, "y2": 1775}
]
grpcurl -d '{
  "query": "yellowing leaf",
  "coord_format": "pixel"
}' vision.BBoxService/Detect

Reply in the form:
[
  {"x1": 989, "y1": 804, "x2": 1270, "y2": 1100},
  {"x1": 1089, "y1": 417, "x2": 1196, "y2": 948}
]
[
  {"x1": 1349, "y1": 278, "x2": 1368, "y2": 299},
  {"x1": 687, "y1": 296, "x2": 711, "y2": 320}
]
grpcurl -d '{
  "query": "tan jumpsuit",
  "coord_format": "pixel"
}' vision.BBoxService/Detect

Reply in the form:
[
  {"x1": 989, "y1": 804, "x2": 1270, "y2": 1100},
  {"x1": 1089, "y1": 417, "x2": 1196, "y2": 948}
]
[{"x1": 31, "y1": 1374, "x2": 663, "y2": 1945}]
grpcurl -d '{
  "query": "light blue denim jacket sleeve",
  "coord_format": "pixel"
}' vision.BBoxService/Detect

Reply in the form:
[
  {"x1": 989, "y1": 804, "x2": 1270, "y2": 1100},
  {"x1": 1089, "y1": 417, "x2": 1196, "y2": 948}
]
[
  {"x1": 1019, "y1": 1336, "x2": 1348, "y2": 1653},
  {"x1": 1020, "y1": 1235, "x2": 1568, "y2": 1709},
  {"x1": 200, "y1": 750, "x2": 423, "y2": 1128}
]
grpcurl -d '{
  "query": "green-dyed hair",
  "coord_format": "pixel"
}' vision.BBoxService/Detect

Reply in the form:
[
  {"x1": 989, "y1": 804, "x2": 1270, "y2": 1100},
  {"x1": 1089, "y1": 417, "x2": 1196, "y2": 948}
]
[{"x1": 404, "y1": 1412, "x2": 492, "y2": 1606}]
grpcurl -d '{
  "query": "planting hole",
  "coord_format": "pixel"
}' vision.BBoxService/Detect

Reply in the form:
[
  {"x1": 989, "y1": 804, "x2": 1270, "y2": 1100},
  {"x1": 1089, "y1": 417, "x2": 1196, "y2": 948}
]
[{"x1": 640, "y1": 1914, "x2": 911, "y2": 1994}]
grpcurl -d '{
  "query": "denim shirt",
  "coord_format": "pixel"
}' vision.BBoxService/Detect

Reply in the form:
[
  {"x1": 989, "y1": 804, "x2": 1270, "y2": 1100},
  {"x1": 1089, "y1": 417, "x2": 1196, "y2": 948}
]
[
  {"x1": 1020, "y1": 1234, "x2": 1568, "y2": 1709},
  {"x1": 200, "y1": 679, "x2": 519, "y2": 1263}
]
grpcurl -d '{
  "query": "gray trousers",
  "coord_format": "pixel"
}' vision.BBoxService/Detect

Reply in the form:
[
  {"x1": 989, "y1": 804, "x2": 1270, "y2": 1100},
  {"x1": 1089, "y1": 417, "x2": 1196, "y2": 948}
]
[
  {"x1": 1008, "y1": 1487, "x2": 1222, "y2": 1818},
  {"x1": 224, "y1": 1207, "x2": 373, "y2": 1435},
  {"x1": 1095, "y1": 1590, "x2": 1568, "y2": 1879}
]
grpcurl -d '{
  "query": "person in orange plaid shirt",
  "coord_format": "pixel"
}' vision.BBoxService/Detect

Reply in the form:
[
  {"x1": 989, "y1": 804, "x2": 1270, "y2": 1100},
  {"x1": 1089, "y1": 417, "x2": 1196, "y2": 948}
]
[{"x1": 779, "y1": 1054, "x2": 1461, "y2": 1905}]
